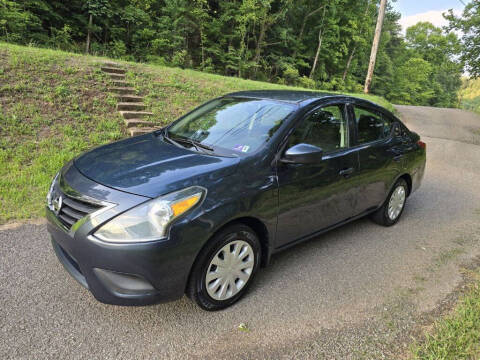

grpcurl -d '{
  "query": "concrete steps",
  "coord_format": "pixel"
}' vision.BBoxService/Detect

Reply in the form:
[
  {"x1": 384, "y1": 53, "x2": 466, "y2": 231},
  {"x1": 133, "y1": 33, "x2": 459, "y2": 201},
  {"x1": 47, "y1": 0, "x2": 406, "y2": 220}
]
[
  {"x1": 112, "y1": 80, "x2": 129, "y2": 87},
  {"x1": 115, "y1": 95, "x2": 143, "y2": 102},
  {"x1": 109, "y1": 87, "x2": 136, "y2": 95},
  {"x1": 107, "y1": 73, "x2": 126, "y2": 80},
  {"x1": 117, "y1": 102, "x2": 146, "y2": 111},
  {"x1": 102, "y1": 61, "x2": 120, "y2": 67},
  {"x1": 101, "y1": 64, "x2": 160, "y2": 135},
  {"x1": 124, "y1": 119, "x2": 155, "y2": 127},
  {"x1": 129, "y1": 127, "x2": 158, "y2": 136},
  {"x1": 119, "y1": 110, "x2": 154, "y2": 119},
  {"x1": 101, "y1": 66, "x2": 125, "y2": 74}
]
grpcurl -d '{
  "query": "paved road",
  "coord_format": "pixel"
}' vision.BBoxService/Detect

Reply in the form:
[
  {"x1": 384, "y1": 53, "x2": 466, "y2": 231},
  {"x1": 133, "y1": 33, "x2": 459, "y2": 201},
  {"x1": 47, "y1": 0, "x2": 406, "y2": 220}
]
[{"x1": 1, "y1": 106, "x2": 480, "y2": 359}]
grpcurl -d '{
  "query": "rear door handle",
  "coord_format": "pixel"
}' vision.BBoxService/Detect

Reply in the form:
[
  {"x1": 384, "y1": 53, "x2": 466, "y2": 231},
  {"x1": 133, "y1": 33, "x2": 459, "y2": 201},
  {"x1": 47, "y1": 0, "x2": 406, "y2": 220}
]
[{"x1": 339, "y1": 167, "x2": 354, "y2": 177}]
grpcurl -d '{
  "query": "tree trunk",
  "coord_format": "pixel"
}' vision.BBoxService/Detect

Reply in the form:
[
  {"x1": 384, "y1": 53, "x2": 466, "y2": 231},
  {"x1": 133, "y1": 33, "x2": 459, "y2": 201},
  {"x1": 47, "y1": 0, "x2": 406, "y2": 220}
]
[
  {"x1": 309, "y1": 6, "x2": 327, "y2": 79},
  {"x1": 200, "y1": 27, "x2": 205, "y2": 69},
  {"x1": 293, "y1": 5, "x2": 324, "y2": 59},
  {"x1": 254, "y1": 20, "x2": 267, "y2": 66},
  {"x1": 364, "y1": 0, "x2": 387, "y2": 93},
  {"x1": 343, "y1": 0, "x2": 370, "y2": 82},
  {"x1": 86, "y1": 14, "x2": 92, "y2": 54},
  {"x1": 342, "y1": 46, "x2": 356, "y2": 81}
]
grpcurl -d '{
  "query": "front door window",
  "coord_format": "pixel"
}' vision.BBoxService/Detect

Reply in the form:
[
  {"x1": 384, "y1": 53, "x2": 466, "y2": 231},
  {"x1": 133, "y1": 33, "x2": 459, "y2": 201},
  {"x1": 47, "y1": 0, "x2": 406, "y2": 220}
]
[{"x1": 288, "y1": 105, "x2": 349, "y2": 152}]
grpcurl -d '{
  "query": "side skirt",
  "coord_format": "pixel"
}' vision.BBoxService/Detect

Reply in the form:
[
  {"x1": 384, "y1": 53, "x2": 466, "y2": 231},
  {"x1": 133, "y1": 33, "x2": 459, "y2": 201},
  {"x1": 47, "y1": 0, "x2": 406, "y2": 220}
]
[{"x1": 272, "y1": 207, "x2": 378, "y2": 254}]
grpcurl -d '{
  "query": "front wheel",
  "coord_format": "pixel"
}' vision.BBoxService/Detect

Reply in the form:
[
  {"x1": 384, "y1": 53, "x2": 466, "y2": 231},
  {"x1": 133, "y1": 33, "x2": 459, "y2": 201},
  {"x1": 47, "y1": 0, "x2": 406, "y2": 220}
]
[
  {"x1": 370, "y1": 178, "x2": 408, "y2": 226},
  {"x1": 186, "y1": 224, "x2": 261, "y2": 311}
]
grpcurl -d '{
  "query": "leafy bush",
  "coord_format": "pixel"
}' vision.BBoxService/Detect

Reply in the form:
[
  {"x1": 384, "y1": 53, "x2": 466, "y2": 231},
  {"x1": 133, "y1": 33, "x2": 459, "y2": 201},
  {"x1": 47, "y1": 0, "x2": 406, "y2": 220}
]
[
  {"x1": 108, "y1": 40, "x2": 127, "y2": 59},
  {"x1": 282, "y1": 65, "x2": 300, "y2": 86},
  {"x1": 298, "y1": 76, "x2": 316, "y2": 89}
]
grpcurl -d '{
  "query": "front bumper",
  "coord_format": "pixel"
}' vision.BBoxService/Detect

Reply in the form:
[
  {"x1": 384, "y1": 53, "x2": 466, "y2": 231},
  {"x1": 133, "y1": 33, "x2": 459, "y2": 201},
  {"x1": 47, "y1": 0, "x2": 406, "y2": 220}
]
[
  {"x1": 48, "y1": 212, "x2": 185, "y2": 305},
  {"x1": 46, "y1": 163, "x2": 208, "y2": 306}
]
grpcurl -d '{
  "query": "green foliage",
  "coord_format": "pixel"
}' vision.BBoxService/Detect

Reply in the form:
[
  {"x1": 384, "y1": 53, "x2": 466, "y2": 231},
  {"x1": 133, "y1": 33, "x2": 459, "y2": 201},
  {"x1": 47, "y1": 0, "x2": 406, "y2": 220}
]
[
  {"x1": 445, "y1": 2, "x2": 480, "y2": 78},
  {"x1": 374, "y1": 21, "x2": 463, "y2": 108},
  {"x1": 282, "y1": 65, "x2": 300, "y2": 86},
  {"x1": 298, "y1": 76, "x2": 316, "y2": 89},
  {"x1": 460, "y1": 78, "x2": 480, "y2": 115},
  {"x1": 390, "y1": 58, "x2": 434, "y2": 105},
  {"x1": 0, "y1": 0, "x2": 467, "y2": 107}
]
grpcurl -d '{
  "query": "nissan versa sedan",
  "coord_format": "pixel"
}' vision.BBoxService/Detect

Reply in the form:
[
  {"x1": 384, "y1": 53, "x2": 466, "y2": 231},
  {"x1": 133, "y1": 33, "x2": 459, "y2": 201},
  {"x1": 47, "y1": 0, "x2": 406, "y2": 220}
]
[{"x1": 46, "y1": 90, "x2": 426, "y2": 310}]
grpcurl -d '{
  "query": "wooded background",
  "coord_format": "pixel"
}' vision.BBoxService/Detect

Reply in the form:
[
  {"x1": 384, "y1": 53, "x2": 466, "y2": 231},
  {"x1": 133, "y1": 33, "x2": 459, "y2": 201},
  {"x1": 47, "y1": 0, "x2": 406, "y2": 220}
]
[{"x1": 2, "y1": 0, "x2": 479, "y2": 108}]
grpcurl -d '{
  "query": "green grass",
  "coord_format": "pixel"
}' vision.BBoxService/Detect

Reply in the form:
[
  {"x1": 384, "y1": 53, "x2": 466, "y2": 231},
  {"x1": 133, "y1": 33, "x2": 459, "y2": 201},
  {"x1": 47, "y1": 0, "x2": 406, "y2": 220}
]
[
  {"x1": 460, "y1": 78, "x2": 480, "y2": 115},
  {"x1": 0, "y1": 42, "x2": 393, "y2": 224},
  {"x1": 411, "y1": 270, "x2": 480, "y2": 360}
]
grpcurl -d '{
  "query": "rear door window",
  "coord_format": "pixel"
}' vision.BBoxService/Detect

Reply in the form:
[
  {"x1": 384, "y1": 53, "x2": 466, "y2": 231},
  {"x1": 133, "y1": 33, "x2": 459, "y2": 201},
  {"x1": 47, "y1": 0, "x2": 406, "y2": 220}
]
[{"x1": 353, "y1": 106, "x2": 392, "y2": 144}]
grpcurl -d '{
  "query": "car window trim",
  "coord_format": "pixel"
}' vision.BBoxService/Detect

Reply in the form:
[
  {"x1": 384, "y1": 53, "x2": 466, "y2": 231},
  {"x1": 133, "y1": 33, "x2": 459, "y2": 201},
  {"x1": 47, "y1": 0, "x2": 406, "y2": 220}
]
[
  {"x1": 276, "y1": 102, "x2": 351, "y2": 158},
  {"x1": 349, "y1": 103, "x2": 396, "y2": 147}
]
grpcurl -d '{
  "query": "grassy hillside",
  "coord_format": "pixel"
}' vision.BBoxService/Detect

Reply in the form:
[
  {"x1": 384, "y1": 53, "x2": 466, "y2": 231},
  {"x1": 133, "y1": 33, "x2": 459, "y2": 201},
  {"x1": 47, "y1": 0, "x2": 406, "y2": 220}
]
[
  {"x1": 459, "y1": 78, "x2": 480, "y2": 115},
  {"x1": 0, "y1": 43, "x2": 393, "y2": 224}
]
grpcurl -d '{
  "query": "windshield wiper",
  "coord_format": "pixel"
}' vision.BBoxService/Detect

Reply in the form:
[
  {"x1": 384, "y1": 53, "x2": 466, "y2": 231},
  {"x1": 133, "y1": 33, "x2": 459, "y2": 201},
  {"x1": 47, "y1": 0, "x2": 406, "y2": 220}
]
[
  {"x1": 164, "y1": 130, "x2": 214, "y2": 153},
  {"x1": 161, "y1": 128, "x2": 185, "y2": 148},
  {"x1": 182, "y1": 138, "x2": 214, "y2": 152}
]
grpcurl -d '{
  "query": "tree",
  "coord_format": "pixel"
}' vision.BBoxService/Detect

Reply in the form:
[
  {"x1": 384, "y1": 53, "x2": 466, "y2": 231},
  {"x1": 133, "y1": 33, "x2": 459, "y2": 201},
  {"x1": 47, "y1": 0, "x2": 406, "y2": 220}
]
[
  {"x1": 445, "y1": 2, "x2": 480, "y2": 78},
  {"x1": 390, "y1": 58, "x2": 434, "y2": 105},
  {"x1": 401, "y1": 22, "x2": 463, "y2": 107}
]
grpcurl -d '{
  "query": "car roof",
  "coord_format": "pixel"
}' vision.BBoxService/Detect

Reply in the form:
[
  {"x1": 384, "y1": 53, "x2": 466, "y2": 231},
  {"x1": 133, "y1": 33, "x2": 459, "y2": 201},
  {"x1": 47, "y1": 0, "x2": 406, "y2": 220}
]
[{"x1": 225, "y1": 90, "x2": 373, "y2": 107}]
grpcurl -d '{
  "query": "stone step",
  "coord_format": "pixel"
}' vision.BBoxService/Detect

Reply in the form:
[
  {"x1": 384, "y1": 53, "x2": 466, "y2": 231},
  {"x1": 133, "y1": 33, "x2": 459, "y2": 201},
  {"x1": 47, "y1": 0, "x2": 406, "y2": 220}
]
[
  {"x1": 115, "y1": 95, "x2": 143, "y2": 103},
  {"x1": 109, "y1": 87, "x2": 136, "y2": 94},
  {"x1": 117, "y1": 102, "x2": 146, "y2": 111},
  {"x1": 108, "y1": 73, "x2": 125, "y2": 80},
  {"x1": 124, "y1": 119, "x2": 155, "y2": 128},
  {"x1": 112, "y1": 80, "x2": 129, "y2": 87},
  {"x1": 101, "y1": 66, "x2": 125, "y2": 74},
  {"x1": 102, "y1": 61, "x2": 120, "y2": 67},
  {"x1": 129, "y1": 127, "x2": 159, "y2": 137},
  {"x1": 119, "y1": 111, "x2": 154, "y2": 119}
]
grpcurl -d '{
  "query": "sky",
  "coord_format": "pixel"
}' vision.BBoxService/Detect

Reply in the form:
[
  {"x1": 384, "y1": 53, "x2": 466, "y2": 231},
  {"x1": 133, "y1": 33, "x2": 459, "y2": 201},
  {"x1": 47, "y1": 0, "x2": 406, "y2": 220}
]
[{"x1": 391, "y1": 0, "x2": 468, "y2": 32}]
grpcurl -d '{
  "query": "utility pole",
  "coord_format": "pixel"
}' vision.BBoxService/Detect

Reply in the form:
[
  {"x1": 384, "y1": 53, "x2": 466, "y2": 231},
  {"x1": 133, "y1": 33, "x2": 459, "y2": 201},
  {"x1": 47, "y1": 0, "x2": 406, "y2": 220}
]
[{"x1": 364, "y1": 0, "x2": 387, "y2": 93}]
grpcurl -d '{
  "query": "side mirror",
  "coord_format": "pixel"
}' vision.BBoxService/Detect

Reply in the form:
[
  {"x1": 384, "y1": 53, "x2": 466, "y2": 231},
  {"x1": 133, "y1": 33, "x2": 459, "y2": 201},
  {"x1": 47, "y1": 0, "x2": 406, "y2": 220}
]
[{"x1": 281, "y1": 143, "x2": 323, "y2": 164}]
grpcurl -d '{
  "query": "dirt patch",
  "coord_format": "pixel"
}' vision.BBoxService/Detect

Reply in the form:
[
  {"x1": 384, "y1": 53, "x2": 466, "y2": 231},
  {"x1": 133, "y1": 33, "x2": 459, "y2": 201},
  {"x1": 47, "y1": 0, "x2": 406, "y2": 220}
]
[{"x1": 0, "y1": 218, "x2": 46, "y2": 231}]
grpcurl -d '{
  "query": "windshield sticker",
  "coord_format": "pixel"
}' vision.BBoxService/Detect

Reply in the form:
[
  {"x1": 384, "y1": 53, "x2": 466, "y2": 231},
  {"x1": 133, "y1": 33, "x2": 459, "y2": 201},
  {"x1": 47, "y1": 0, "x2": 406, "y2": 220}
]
[{"x1": 233, "y1": 145, "x2": 250, "y2": 153}]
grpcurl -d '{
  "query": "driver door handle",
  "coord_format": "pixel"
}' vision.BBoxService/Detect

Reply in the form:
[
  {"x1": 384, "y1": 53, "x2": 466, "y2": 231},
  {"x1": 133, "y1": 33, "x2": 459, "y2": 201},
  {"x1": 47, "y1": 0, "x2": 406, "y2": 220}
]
[{"x1": 339, "y1": 167, "x2": 354, "y2": 177}]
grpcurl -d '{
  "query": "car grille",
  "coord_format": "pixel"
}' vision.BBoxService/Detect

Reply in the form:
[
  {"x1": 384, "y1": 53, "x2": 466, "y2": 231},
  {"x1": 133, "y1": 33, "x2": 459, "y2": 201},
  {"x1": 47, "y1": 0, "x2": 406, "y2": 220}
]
[{"x1": 57, "y1": 193, "x2": 103, "y2": 230}]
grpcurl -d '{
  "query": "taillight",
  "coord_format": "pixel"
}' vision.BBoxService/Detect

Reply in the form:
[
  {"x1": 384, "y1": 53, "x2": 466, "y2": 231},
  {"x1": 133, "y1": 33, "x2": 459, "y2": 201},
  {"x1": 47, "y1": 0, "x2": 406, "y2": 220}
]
[{"x1": 417, "y1": 140, "x2": 426, "y2": 150}]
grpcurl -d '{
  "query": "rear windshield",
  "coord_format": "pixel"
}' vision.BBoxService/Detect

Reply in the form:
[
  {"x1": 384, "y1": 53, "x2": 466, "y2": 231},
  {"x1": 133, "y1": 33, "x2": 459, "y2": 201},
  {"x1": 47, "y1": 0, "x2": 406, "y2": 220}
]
[{"x1": 168, "y1": 97, "x2": 295, "y2": 154}]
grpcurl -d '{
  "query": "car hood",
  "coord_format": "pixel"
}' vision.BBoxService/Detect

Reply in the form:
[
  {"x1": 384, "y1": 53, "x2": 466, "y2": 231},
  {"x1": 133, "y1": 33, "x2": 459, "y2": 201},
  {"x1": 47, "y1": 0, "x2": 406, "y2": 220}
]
[{"x1": 74, "y1": 133, "x2": 240, "y2": 198}]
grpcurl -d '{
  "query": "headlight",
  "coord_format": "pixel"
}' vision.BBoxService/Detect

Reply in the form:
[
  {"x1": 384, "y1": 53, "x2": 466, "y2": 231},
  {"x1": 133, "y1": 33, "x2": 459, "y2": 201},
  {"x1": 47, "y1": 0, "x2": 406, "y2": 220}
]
[
  {"x1": 94, "y1": 186, "x2": 206, "y2": 243},
  {"x1": 47, "y1": 172, "x2": 60, "y2": 209}
]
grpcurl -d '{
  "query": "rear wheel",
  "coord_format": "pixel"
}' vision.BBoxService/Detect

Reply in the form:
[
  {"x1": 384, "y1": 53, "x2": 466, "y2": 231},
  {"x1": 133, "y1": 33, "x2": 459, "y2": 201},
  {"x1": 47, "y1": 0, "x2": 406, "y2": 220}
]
[
  {"x1": 370, "y1": 178, "x2": 408, "y2": 226},
  {"x1": 187, "y1": 224, "x2": 261, "y2": 311}
]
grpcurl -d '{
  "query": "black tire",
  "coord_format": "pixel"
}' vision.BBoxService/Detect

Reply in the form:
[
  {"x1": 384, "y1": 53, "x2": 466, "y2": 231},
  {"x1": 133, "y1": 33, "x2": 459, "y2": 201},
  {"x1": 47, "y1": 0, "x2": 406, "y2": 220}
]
[
  {"x1": 186, "y1": 223, "x2": 261, "y2": 311},
  {"x1": 370, "y1": 178, "x2": 408, "y2": 227}
]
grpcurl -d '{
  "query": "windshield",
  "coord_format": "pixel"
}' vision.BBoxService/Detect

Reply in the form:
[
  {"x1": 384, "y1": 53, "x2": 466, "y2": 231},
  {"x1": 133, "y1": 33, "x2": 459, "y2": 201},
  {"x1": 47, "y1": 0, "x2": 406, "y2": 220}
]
[{"x1": 167, "y1": 97, "x2": 295, "y2": 155}]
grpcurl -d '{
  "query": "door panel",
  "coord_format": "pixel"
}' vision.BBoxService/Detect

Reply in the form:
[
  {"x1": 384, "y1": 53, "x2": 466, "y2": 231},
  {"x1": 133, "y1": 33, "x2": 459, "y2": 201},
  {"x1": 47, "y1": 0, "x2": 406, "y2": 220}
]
[
  {"x1": 355, "y1": 140, "x2": 401, "y2": 211},
  {"x1": 276, "y1": 151, "x2": 359, "y2": 247},
  {"x1": 275, "y1": 103, "x2": 361, "y2": 248},
  {"x1": 350, "y1": 104, "x2": 402, "y2": 212}
]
